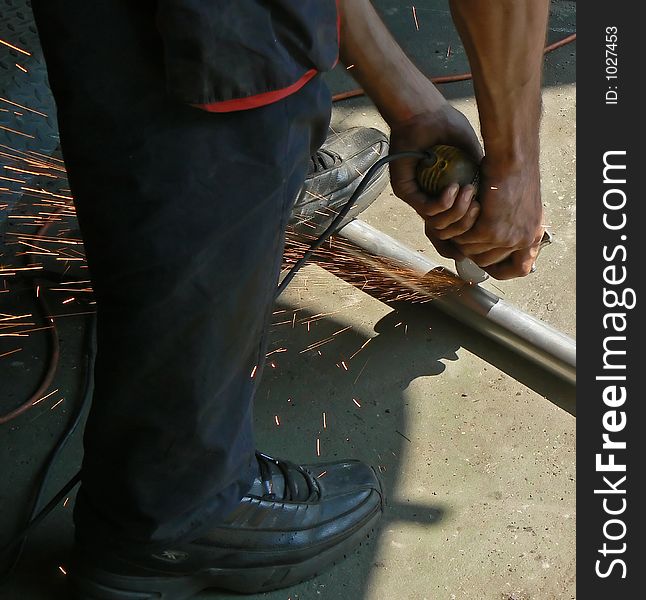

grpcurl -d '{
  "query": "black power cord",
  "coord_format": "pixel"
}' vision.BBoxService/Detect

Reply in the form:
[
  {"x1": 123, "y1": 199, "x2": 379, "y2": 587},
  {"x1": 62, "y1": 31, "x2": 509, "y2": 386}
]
[
  {"x1": 276, "y1": 151, "x2": 427, "y2": 296},
  {"x1": 0, "y1": 314, "x2": 96, "y2": 581}
]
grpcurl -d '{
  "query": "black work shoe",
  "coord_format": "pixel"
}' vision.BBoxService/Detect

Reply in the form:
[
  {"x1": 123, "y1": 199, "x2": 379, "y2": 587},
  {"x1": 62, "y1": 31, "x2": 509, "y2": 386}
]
[
  {"x1": 290, "y1": 127, "x2": 389, "y2": 234},
  {"x1": 70, "y1": 452, "x2": 384, "y2": 599}
]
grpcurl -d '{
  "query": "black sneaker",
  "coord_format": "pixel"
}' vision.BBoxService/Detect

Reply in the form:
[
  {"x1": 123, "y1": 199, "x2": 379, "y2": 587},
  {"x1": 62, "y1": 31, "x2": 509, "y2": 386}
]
[
  {"x1": 70, "y1": 452, "x2": 384, "y2": 599},
  {"x1": 290, "y1": 127, "x2": 389, "y2": 234}
]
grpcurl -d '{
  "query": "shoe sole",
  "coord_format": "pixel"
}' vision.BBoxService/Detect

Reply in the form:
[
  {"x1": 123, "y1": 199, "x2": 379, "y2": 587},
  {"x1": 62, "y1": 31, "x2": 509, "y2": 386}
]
[{"x1": 70, "y1": 506, "x2": 381, "y2": 599}]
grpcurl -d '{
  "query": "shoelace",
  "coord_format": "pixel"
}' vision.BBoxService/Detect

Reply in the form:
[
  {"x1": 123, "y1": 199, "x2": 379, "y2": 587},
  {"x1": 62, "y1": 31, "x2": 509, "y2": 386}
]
[
  {"x1": 255, "y1": 451, "x2": 319, "y2": 502},
  {"x1": 308, "y1": 148, "x2": 340, "y2": 173}
]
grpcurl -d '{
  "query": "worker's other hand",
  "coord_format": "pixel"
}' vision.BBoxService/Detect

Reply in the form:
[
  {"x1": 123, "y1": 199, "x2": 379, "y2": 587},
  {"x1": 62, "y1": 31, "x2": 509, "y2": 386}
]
[
  {"x1": 389, "y1": 104, "x2": 484, "y2": 261},
  {"x1": 451, "y1": 154, "x2": 544, "y2": 279}
]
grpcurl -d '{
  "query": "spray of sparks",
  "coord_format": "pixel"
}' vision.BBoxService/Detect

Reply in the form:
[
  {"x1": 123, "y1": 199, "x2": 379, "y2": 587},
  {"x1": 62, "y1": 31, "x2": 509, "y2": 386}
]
[
  {"x1": 1, "y1": 133, "x2": 463, "y2": 454},
  {"x1": 283, "y1": 225, "x2": 465, "y2": 304},
  {"x1": 0, "y1": 39, "x2": 465, "y2": 478},
  {"x1": 412, "y1": 7, "x2": 420, "y2": 31}
]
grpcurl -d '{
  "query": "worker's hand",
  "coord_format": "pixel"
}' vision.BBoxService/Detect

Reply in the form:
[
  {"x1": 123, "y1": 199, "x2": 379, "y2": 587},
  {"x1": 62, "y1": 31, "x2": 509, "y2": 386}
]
[
  {"x1": 389, "y1": 103, "x2": 484, "y2": 260},
  {"x1": 451, "y1": 154, "x2": 544, "y2": 279}
]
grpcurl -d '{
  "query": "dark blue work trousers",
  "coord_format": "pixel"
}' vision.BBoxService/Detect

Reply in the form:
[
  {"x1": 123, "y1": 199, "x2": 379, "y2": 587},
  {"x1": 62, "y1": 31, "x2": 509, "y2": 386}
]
[{"x1": 32, "y1": 1, "x2": 331, "y2": 547}]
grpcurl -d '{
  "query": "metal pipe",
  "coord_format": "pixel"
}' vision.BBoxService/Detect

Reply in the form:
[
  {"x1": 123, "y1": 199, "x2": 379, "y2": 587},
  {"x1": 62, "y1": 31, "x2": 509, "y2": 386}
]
[{"x1": 336, "y1": 218, "x2": 576, "y2": 385}]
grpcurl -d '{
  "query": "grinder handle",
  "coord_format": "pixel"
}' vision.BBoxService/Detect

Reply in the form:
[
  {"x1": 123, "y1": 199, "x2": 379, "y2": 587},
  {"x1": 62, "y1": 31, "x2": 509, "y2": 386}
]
[
  {"x1": 415, "y1": 145, "x2": 487, "y2": 283},
  {"x1": 415, "y1": 145, "x2": 480, "y2": 197},
  {"x1": 416, "y1": 145, "x2": 551, "y2": 282}
]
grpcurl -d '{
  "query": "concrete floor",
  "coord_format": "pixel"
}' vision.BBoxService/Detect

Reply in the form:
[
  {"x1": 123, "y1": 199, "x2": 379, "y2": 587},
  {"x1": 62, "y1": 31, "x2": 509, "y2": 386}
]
[{"x1": 1, "y1": 2, "x2": 576, "y2": 599}]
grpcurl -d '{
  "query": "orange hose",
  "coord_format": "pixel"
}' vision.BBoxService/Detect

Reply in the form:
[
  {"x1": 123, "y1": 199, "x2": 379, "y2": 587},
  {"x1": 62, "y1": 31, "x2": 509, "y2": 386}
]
[{"x1": 332, "y1": 32, "x2": 576, "y2": 103}]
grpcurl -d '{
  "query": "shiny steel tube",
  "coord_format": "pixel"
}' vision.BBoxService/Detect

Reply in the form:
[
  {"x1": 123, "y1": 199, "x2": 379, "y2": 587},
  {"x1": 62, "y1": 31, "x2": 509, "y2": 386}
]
[{"x1": 336, "y1": 218, "x2": 576, "y2": 385}]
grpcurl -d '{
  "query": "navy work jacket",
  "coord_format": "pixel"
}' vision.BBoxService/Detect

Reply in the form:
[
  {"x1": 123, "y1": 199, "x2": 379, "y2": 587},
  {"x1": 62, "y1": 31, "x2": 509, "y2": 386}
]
[{"x1": 156, "y1": 0, "x2": 339, "y2": 112}]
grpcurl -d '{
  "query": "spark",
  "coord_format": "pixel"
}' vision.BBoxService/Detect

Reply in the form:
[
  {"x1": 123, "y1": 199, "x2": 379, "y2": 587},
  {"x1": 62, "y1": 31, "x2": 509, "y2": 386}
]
[
  {"x1": 0, "y1": 124, "x2": 34, "y2": 139},
  {"x1": 0, "y1": 265, "x2": 43, "y2": 274},
  {"x1": 446, "y1": 44, "x2": 452, "y2": 58},
  {"x1": 332, "y1": 325, "x2": 352, "y2": 336},
  {"x1": 61, "y1": 297, "x2": 75, "y2": 304},
  {"x1": 2, "y1": 324, "x2": 54, "y2": 336},
  {"x1": 351, "y1": 165, "x2": 365, "y2": 178},
  {"x1": 316, "y1": 438, "x2": 321, "y2": 456},
  {"x1": 490, "y1": 186, "x2": 498, "y2": 190},
  {"x1": 317, "y1": 470, "x2": 327, "y2": 478},
  {"x1": 352, "y1": 398, "x2": 362, "y2": 408},
  {"x1": 353, "y1": 358, "x2": 370, "y2": 384},
  {"x1": 0, "y1": 313, "x2": 32, "y2": 323},
  {"x1": 0, "y1": 38, "x2": 31, "y2": 56},
  {"x1": 300, "y1": 334, "x2": 338, "y2": 354},
  {"x1": 412, "y1": 6, "x2": 420, "y2": 31},
  {"x1": 304, "y1": 188, "x2": 329, "y2": 202},
  {"x1": 32, "y1": 389, "x2": 59, "y2": 406},
  {"x1": 49, "y1": 310, "x2": 97, "y2": 319},
  {"x1": 15, "y1": 63, "x2": 28, "y2": 73},
  {"x1": 341, "y1": 361, "x2": 348, "y2": 371},
  {"x1": 322, "y1": 412, "x2": 327, "y2": 429},
  {"x1": 274, "y1": 415, "x2": 280, "y2": 426},
  {"x1": 7, "y1": 232, "x2": 82, "y2": 245},
  {"x1": 0, "y1": 321, "x2": 35, "y2": 330},
  {"x1": 8, "y1": 214, "x2": 48, "y2": 219},
  {"x1": 21, "y1": 187, "x2": 72, "y2": 201},
  {"x1": 265, "y1": 347, "x2": 287, "y2": 357},
  {"x1": 5, "y1": 165, "x2": 57, "y2": 177},
  {"x1": 348, "y1": 338, "x2": 372, "y2": 361},
  {"x1": 250, "y1": 365, "x2": 258, "y2": 378},
  {"x1": 58, "y1": 566, "x2": 67, "y2": 575},
  {"x1": 18, "y1": 240, "x2": 56, "y2": 255},
  {"x1": 63, "y1": 497, "x2": 70, "y2": 507},
  {"x1": 28, "y1": 150, "x2": 65, "y2": 164},
  {"x1": 346, "y1": 64, "x2": 355, "y2": 70},
  {"x1": 50, "y1": 398, "x2": 65, "y2": 410},
  {"x1": 0, "y1": 348, "x2": 22, "y2": 359}
]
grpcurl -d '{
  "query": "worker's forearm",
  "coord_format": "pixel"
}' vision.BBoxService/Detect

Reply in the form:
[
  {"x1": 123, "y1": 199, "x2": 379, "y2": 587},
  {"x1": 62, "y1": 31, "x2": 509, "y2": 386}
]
[
  {"x1": 448, "y1": 0, "x2": 550, "y2": 166},
  {"x1": 337, "y1": 0, "x2": 446, "y2": 125}
]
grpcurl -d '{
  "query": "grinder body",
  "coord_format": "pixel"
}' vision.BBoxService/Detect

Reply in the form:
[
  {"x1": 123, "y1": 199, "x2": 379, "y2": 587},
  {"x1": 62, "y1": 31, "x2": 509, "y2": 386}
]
[
  {"x1": 415, "y1": 145, "x2": 551, "y2": 282},
  {"x1": 416, "y1": 145, "x2": 480, "y2": 196},
  {"x1": 416, "y1": 145, "x2": 487, "y2": 283}
]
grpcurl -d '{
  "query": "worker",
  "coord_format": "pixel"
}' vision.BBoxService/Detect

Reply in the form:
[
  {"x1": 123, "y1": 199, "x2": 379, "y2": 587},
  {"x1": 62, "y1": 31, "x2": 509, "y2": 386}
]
[{"x1": 30, "y1": 0, "x2": 548, "y2": 597}]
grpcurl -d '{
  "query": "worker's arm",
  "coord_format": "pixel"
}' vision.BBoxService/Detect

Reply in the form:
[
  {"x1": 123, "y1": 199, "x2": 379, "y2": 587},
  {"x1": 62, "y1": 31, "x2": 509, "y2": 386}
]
[
  {"x1": 447, "y1": 0, "x2": 550, "y2": 279},
  {"x1": 338, "y1": 0, "x2": 551, "y2": 279},
  {"x1": 337, "y1": 0, "x2": 484, "y2": 259}
]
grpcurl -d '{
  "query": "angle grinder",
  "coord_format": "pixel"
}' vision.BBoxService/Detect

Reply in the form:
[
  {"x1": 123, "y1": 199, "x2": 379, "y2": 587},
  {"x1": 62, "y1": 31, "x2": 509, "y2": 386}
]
[
  {"x1": 416, "y1": 144, "x2": 552, "y2": 283},
  {"x1": 278, "y1": 144, "x2": 551, "y2": 296}
]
